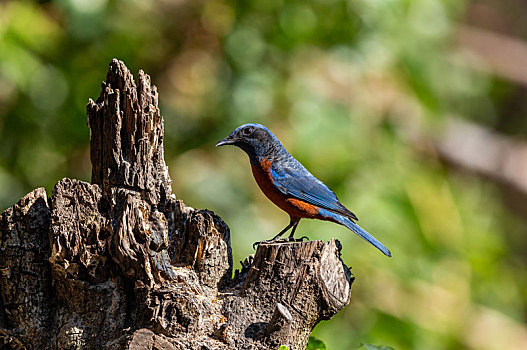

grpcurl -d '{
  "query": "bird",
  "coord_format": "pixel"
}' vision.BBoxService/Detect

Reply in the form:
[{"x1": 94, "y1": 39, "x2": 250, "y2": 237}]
[{"x1": 216, "y1": 123, "x2": 391, "y2": 257}]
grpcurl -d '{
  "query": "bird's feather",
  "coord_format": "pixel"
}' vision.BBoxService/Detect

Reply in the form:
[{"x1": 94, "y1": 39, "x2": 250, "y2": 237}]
[
  {"x1": 270, "y1": 159, "x2": 358, "y2": 220},
  {"x1": 318, "y1": 208, "x2": 391, "y2": 257}
]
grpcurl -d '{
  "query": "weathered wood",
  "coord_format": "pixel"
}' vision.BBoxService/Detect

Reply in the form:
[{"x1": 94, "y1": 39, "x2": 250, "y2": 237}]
[
  {"x1": 0, "y1": 188, "x2": 52, "y2": 348},
  {"x1": 218, "y1": 240, "x2": 353, "y2": 349},
  {"x1": 262, "y1": 303, "x2": 293, "y2": 348},
  {"x1": 0, "y1": 59, "x2": 354, "y2": 350},
  {"x1": 87, "y1": 60, "x2": 171, "y2": 205}
]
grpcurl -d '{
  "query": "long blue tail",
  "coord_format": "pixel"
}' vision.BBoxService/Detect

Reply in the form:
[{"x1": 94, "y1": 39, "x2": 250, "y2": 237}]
[{"x1": 319, "y1": 209, "x2": 392, "y2": 257}]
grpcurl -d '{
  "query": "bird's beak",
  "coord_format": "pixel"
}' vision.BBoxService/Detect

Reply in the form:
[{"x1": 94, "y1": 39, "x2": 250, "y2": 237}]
[{"x1": 216, "y1": 135, "x2": 236, "y2": 147}]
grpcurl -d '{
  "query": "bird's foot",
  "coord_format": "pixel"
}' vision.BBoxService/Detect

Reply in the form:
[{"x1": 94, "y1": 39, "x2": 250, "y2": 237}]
[
  {"x1": 253, "y1": 239, "x2": 275, "y2": 249},
  {"x1": 252, "y1": 236, "x2": 310, "y2": 249}
]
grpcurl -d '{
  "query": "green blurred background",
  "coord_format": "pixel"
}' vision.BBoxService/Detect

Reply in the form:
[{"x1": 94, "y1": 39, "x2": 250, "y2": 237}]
[{"x1": 1, "y1": 0, "x2": 527, "y2": 349}]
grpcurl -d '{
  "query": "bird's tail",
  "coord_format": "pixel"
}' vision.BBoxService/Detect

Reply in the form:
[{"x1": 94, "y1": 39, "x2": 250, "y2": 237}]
[{"x1": 319, "y1": 209, "x2": 392, "y2": 257}]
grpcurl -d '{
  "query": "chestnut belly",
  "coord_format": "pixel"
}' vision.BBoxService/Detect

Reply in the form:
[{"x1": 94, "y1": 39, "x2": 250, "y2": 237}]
[{"x1": 251, "y1": 163, "x2": 322, "y2": 219}]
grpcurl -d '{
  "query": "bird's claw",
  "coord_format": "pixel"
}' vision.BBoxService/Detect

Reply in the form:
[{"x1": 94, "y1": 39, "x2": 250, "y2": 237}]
[
  {"x1": 284, "y1": 236, "x2": 309, "y2": 243},
  {"x1": 253, "y1": 239, "x2": 279, "y2": 249},
  {"x1": 252, "y1": 236, "x2": 310, "y2": 249}
]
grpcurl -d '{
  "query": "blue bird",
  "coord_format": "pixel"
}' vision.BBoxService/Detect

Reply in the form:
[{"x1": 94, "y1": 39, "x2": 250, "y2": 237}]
[{"x1": 217, "y1": 123, "x2": 391, "y2": 257}]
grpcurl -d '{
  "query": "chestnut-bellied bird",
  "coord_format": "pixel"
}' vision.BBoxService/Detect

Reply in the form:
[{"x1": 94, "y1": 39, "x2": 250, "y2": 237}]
[{"x1": 216, "y1": 123, "x2": 391, "y2": 257}]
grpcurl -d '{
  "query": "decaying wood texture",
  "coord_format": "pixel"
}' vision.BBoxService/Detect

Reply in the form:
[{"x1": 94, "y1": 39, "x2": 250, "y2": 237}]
[{"x1": 0, "y1": 59, "x2": 354, "y2": 350}]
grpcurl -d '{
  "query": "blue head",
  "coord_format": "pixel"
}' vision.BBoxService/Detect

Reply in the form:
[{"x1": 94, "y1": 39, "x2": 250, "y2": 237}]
[{"x1": 216, "y1": 123, "x2": 286, "y2": 164}]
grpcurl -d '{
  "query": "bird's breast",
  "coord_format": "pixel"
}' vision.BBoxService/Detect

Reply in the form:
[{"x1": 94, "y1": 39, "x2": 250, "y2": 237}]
[{"x1": 251, "y1": 158, "x2": 322, "y2": 219}]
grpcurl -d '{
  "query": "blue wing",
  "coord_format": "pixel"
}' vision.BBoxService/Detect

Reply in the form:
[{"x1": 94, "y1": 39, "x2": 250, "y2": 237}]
[{"x1": 270, "y1": 158, "x2": 358, "y2": 220}]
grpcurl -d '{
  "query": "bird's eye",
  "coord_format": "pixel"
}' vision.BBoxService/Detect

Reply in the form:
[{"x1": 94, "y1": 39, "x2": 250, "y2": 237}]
[{"x1": 243, "y1": 127, "x2": 253, "y2": 136}]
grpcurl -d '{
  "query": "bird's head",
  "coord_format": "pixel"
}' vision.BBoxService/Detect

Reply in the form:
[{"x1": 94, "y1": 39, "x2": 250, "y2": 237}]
[{"x1": 216, "y1": 123, "x2": 284, "y2": 163}]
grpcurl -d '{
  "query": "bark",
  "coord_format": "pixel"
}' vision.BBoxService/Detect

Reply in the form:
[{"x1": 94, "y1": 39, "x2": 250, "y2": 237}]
[{"x1": 0, "y1": 59, "x2": 354, "y2": 350}]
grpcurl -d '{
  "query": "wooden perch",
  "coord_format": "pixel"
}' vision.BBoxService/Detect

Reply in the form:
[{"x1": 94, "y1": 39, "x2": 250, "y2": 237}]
[{"x1": 0, "y1": 59, "x2": 353, "y2": 350}]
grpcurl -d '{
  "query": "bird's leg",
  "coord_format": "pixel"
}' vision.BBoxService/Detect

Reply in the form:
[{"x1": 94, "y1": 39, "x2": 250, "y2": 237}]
[
  {"x1": 253, "y1": 218, "x2": 296, "y2": 249},
  {"x1": 270, "y1": 220, "x2": 296, "y2": 241},
  {"x1": 287, "y1": 220, "x2": 300, "y2": 238},
  {"x1": 287, "y1": 219, "x2": 309, "y2": 242}
]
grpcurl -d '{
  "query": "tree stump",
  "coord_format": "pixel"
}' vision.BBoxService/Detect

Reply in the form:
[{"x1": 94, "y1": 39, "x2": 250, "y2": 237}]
[{"x1": 0, "y1": 59, "x2": 354, "y2": 350}]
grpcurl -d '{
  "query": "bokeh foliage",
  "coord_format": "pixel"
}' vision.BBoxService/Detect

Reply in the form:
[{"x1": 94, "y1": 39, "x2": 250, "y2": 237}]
[{"x1": 1, "y1": 0, "x2": 526, "y2": 349}]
